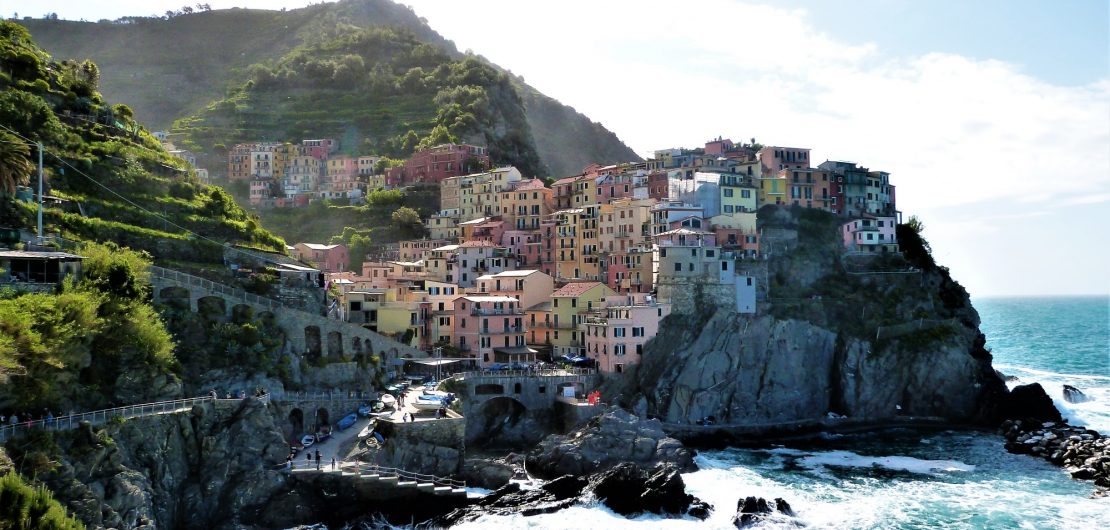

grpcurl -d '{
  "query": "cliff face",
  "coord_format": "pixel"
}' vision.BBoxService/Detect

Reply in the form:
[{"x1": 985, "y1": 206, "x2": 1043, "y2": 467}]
[
  {"x1": 626, "y1": 208, "x2": 1007, "y2": 427},
  {"x1": 26, "y1": 398, "x2": 290, "y2": 530}
]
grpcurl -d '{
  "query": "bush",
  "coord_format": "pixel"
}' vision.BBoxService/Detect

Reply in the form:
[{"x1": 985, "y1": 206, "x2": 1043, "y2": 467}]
[{"x1": 0, "y1": 468, "x2": 85, "y2": 529}]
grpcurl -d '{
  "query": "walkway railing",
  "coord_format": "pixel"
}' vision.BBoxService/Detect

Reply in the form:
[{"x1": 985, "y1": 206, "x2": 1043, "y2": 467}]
[
  {"x1": 275, "y1": 390, "x2": 379, "y2": 402},
  {"x1": 0, "y1": 394, "x2": 269, "y2": 443},
  {"x1": 149, "y1": 265, "x2": 290, "y2": 312},
  {"x1": 453, "y1": 367, "x2": 596, "y2": 380},
  {"x1": 288, "y1": 460, "x2": 466, "y2": 489}
]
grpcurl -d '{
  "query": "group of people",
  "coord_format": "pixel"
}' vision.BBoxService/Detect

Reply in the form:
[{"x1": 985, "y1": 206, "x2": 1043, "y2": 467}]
[
  {"x1": 208, "y1": 388, "x2": 269, "y2": 400},
  {"x1": 2, "y1": 409, "x2": 74, "y2": 428}
]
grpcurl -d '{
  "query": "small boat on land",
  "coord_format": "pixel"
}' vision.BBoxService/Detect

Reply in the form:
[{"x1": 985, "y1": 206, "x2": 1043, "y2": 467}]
[
  {"x1": 358, "y1": 421, "x2": 375, "y2": 439},
  {"x1": 412, "y1": 396, "x2": 447, "y2": 411},
  {"x1": 337, "y1": 413, "x2": 358, "y2": 431},
  {"x1": 422, "y1": 389, "x2": 451, "y2": 398},
  {"x1": 380, "y1": 394, "x2": 397, "y2": 408},
  {"x1": 300, "y1": 435, "x2": 315, "y2": 448},
  {"x1": 357, "y1": 404, "x2": 373, "y2": 417}
]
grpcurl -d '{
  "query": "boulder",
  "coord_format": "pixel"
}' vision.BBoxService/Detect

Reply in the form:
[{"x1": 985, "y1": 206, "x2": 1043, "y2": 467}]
[
  {"x1": 1062, "y1": 385, "x2": 1091, "y2": 404},
  {"x1": 589, "y1": 462, "x2": 699, "y2": 516},
  {"x1": 733, "y1": 496, "x2": 796, "y2": 528},
  {"x1": 528, "y1": 407, "x2": 696, "y2": 478},
  {"x1": 999, "y1": 383, "x2": 1063, "y2": 423}
]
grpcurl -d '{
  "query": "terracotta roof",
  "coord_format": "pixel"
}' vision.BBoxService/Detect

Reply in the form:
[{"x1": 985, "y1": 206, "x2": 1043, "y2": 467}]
[
  {"x1": 551, "y1": 281, "x2": 605, "y2": 297},
  {"x1": 459, "y1": 240, "x2": 497, "y2": 247},
  {"x1": 551, "y1": 175, "x2": 584, "y2": 186},
  {"x1": 513, "y1": 179, "x2": 548, "y2": 191}
]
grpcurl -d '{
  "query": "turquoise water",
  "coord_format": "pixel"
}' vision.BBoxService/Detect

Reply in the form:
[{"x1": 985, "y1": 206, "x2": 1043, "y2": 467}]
[
  {"x1": 450, "y1": 296, "x2": 1110, "y2": 529},
  {"x1": 977, "y1": 296, "x2": 1110, "y2": 432}
]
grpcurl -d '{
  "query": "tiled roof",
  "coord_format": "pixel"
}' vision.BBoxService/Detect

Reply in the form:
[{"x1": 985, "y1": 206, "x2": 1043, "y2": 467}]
[
  {"x1": 551, "y1": 281, "x2": 604, "y2": 297},
  {"x1": 459, "y1": 240, "x2": 497, "y2": 247},
  {"x1": 300, "y1": 243, "x2": 342, "y2": 251}
]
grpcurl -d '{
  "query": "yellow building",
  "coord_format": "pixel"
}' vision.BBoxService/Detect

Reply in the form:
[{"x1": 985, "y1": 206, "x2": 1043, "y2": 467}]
[
  {"x1": 757, "y1": 173, "x2": 787, "y2": 207},
  {"x1": 550, "y1": 281, "x2": 616, "y2": 357},
  {"x1": 497, "y1": 178, "x2": 552, "y2": 230}
]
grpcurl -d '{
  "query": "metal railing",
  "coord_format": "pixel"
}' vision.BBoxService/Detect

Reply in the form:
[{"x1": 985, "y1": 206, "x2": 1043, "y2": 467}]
[
  {"x1": 149, "y1": 265, "x2": 291, "y2": 312},
  {"x1": 453, "y1": 367, "x2": 596, "y2": 379},
  {"x1": 0, "y1": 394, "x2": 269, "y2": 443},
  {"x1": 288, "y1": 460, "x2": 466, "y2": 489}
]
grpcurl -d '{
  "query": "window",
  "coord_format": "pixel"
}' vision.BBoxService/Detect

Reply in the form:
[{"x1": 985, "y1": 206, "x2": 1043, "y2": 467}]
[
  {"x1": 706, "y1": 250, "x2": 715, "y2": 258},
  {"x1": 674, "y1": 262, "x2": 682, "y2": 272},
  {"x1": 614, "y1": 328, "x2": 626, "y2": 337},
  {"x1": 571, "y1": 298, "x2": 577, "y2": 308}
]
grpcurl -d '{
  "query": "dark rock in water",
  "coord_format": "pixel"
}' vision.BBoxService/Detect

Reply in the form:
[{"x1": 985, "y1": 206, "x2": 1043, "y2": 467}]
[
  {"x1": 687, "y1": 499, "x2": 713, "y2": 520},
  {"x1": 733, "y1": 495, "x2": 797, "y2": 528},
  {"x1": 1000, "y1": 383, "x2": 1063, "y2": 423},
  {"x1": 434, "y1": 479, "x2": 583, "y2": 526},
  {"x1": 1063, "y1": 385, "x2": 1091, "y2": 404},
  {"x1": 995, "y1": 370, "x2": 1018, "y2": 382},
  {"x1": 541, "y1": 474, "x2": 586, "y2": 499},
  {"x1": 589, "y1": 462, "x2": 703, "y2": 516},
  {"x1": 528, "y1": 406, "x2": 697, "y2": 478}
]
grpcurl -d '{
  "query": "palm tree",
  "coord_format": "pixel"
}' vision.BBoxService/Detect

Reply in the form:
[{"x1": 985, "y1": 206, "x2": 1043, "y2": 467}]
[{"x1": 0, "y1": 132, "x2": 34, "y2": 195}]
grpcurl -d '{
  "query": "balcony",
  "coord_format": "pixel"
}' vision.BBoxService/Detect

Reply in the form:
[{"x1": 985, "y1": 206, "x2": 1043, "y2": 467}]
[{"x1": 472, "y1": 307, "x2": 524, "y2": 316}]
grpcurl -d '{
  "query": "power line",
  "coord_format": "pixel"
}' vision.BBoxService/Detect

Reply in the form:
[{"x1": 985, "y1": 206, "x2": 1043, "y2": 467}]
[{"x1": 0, "y1": 122, "x2": 288, "y2": 265}]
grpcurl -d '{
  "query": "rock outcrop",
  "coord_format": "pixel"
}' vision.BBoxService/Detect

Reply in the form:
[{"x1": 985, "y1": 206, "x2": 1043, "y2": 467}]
[
  {"x1": 589, "y1": 462, "x2": 709, "y2": 518},
  {"x1": 732, "y1": 496, "x2": 797, "y2": 528},
  {"x1": 527, "y1": 407, "x2": 696, "y2": 478},
  {"x1": 28, "y1": 397, "x2": 289, "y2": 530},
  {"x1": 1001, "y1": 419, "x2": 1110, "y2": 488},
  {"x1": 999, "y1": 383, "x2": 1064, "y2": 423},
  {"x1": 1063, "y1": 385, "x2": 1091, "y2": 404}
]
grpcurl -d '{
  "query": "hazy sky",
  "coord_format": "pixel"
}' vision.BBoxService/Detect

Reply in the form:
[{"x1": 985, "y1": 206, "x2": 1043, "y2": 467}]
[{"x1": 18, "y1": 1, "x2": 1110, "y2": 297}]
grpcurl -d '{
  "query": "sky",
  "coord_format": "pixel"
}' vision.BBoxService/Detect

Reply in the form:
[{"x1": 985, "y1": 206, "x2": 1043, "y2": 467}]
[{"x1": 16, "y1": 0, "x2": 1110, "y2": 297}]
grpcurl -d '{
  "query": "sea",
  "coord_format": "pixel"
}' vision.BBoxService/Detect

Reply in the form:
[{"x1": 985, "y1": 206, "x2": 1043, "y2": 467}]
[{"x1": 449, "y1": 296, "x2": 1110, "y2": 529}]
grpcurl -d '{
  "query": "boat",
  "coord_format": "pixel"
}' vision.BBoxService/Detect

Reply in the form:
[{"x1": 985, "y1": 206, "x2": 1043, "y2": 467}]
[
  {"x1": 421, "y1": 389, "x2": 451, "y2": 398},
  {"x1": 412, "y1": 396, "x2": 447, "y2": 411},
  {"x1": 337, "y1": 413, "x2": 358, "y2": 431},
  {"x1": 357, "y1": 404, "x2": 373, "y2": 417},
  {"x1": 379, "y1": 394, "x2": 396, "y2": 408},
  {"x1": 300, "y1": 435, "x2": 315, "y2": 448},
  {"x1": 317, "y1": 428, "x2": 331, "y2": 442},
  {"x1": 357, "y1": 421, "x2": 375, "y2": 439}
]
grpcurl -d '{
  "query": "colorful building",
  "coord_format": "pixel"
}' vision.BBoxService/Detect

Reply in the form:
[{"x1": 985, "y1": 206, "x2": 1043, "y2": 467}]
[
  {"x1": 583, "y1": 293, "x2": 671, "y2": 373},
  {"x1": 550, "y1": 281, "x2": 616, "y2": 358}
]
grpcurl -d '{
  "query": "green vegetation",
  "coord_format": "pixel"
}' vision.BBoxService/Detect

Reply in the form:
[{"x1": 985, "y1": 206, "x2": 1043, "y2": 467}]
[
  {"x1": 0, "y1": 21, "x2": 284, "y2": 266},
  {"x1": 0, "y1": 471, "x2": 84, "y2": 530},
  {"x1": 0, "y1": 242, "x2": 177, "y2": 412},
  {"x1": 175, "y1": 26, "x2": 546, "y2": 177},
  {"x1": 254, "y1": 184, "x2": 438, "y2": 245}
]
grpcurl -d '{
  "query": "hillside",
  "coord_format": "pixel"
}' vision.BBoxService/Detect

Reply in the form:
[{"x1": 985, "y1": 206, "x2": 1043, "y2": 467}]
[
  {"x1": 17, "y1": 0, "x2": 641, "y2": 177},
  {"x1": 0, "y1": 20, "x2": 283, "y2": 264}
]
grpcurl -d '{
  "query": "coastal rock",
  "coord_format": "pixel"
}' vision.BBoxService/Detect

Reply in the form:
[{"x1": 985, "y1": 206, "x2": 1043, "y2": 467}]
[
  {"x1": 1001, "y1": 418, "x2": 1110, "y2": 489},
  {"x1": 527, "y1": 407, "x2": 696, "y2": 478},
  {"x1": 1062, "y1": 385, "x2": 1091, "y2": 404},
  {"x1": 434, "y1": 478, "x2": 585, "y2": 526},
  {"x1": 1000, "y1": 383, "x2": 1063, "y2": 423},
  {"x1": 30, "y1": 397, "x2": 289, "y2": 530},
  {"x1": 589, "y1": 462, "x2": 702, "y2": 516},
  {"x1": 461, "y1": 457, "x2": 517, "y2": 490},
  {"x1": 732, "y1": 496, "x2": 797, "y2": 528}
]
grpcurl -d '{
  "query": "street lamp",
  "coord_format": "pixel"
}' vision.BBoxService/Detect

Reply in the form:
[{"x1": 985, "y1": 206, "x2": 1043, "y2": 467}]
[{"x1": 434, "y1": 346, "x2": 443, "y2": 382}]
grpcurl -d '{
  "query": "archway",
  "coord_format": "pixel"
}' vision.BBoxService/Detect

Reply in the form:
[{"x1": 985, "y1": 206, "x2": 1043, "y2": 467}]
[
  {"x1": 327, "y1": 331, "x2": 343, "y2": 357},
  {"x1": 351, "y1": 336, "x2": 363, "y2": 355},
  {"x1": 305, "y1": 326, "x2": 322, "y2": 357},
  {"x1": 257, "y1": 311, "x2": 276, "y2": 327},
  {"x1": 197, "y1": 296, "x2": 226, "y2": 320},
  {"x1": 158, "y1": 286, "x2": 190, "y2": 310},
  {"x1": 288, "y1": 408, "x2": 305, "y2": 441},
  {"x1": 469, "y1": 396, "x2": 532, "y2": 449},
  {"x1": 314, "y1": 407, "x2": 330, "y2": 432},
  {"x1": 231, "y1": 304, "x2": 254, "y2": 324}
]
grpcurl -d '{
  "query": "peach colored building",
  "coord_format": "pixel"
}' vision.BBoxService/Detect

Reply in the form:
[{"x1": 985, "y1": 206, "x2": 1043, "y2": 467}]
[
  {"x1": 475, "y1": 269, "x2": 554, "y2": 310},
  {"x1": 293, "y1": 243, "x2": 348, "y2": 273},
  {"x1": 583, "y1": 293, "x2": 671, "y2": 373},
  {"x1": 452, "y1": 295, "x2": 528, "y2": 366}
]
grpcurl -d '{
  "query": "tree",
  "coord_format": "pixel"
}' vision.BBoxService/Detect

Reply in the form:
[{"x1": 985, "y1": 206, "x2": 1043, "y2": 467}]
[
  {"x1": 0, "y1": 131, "x2": 33, "y2": 195},
  {"x1": 400, "y1": 130, "x2": 420, "y2": 155},
  {"x1": 417, "y1": 124, "x2": 456, "y2": 151},
  {"x1": 390, "y1": 206, "x2": 424, "y2": 238}
]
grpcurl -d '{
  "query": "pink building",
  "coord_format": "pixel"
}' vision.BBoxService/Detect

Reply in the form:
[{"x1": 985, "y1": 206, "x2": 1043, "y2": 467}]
[
  {"x1": 293, "y1": 243, "x2": 349, "y2": 273},
  {"x1": 302, "y1": 139, "x2": 338, "y2": 161},
  {"x1": 840, "y1": 215, "x2": 899, "y2": 253},
  {"x1": 386, "y1": 143, "x2": 490, "y2": 187},
  {"x1": 757, "y1": 146, "x2": 811, "y2": 174},
  {"x1": 583, "y1": 293, "x2": 671, "y2": 373},
  {"x1": 248, "y1": 176, "x2": 273, "y2": 206},
  {"x1": 452, "y1": 295, "x2": 528, "y2": 366}
]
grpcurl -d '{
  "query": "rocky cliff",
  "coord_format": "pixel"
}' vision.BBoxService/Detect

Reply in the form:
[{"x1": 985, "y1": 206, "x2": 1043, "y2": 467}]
[
  {"x1": 13, "y1": 398, "x2": 291, "y2": 530},
  {"x1": 621, "y1": 208, "x2": 1008, "y2": 429}
]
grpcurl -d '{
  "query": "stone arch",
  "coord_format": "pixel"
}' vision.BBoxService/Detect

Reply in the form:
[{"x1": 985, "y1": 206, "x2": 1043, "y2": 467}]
[
  {"x1": 305, "y1": 326, "x2": 322, "y2": 357},
  {"x1": 257, "y1": 311, "x2": 276, "y2": 327},
  {"x1": 351, "y1": 336, "x2": 363, "y2": 355},
  {"x1": 231, "y1": 304, "x2": 254, "y2": 324},
  {"x1": 314, "y1": 407, "x2": 330, "y2": 432},
  {"x1": 475, "y1": 383, "x2": 504, "y2": 395},
  {"x1": 159, "y1": 286, "x2": 190, "y2": 310},
  {"x1": 197, "y1": 296, "x2": 226, "y2": 320},
  {"x1": 327, "y1": 331, "x2": 343, "y2": 357},
  {"x1": 470, "y1": 396, "x2": 529, "y2": 448},
  {"x1": 288, "y1": 408, "x2": 305, "y2": 440}
]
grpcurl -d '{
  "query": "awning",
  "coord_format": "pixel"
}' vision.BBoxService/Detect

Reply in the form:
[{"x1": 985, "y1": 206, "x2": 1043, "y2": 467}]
[
  {"x1": 406, "y1": 358, "x2": 467, "y2": 366},
  {"x1": 493, "y1": 346, "x2": 539, "y2": 355}
]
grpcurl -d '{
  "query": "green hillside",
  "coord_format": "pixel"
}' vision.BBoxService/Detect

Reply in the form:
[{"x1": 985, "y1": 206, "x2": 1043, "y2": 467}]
[
  {"x1": 174, "y1": 26, "x2": 546, "y2": 176},
  {"x1": 16, "y1": 0, "x2": 641, "y2": 177},
  {"x1": 0, "y1": 20, "x2": 284, "y2": 264}
]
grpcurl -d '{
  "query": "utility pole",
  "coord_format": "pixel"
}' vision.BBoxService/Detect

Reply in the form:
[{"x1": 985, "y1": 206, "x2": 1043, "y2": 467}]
[{"x1": 36, "y1": 142, "x2": 43, "y2": 242}]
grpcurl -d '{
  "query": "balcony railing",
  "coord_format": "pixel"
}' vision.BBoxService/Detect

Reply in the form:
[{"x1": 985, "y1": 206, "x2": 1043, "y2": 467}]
[{"x1": 472, "y1": 307, "x2": 523, "y2": 316}]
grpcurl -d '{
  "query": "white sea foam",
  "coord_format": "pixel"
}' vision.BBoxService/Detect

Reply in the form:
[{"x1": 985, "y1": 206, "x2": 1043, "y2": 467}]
[
  {"x1": 763, "y1": 447, "x2": 976, "y2": 474},
  {"x1": 997, "y1": 363, "x2": 1110, "y2": 432}
]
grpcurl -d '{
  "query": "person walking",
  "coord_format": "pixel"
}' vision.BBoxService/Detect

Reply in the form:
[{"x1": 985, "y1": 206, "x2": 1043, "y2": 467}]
[
  {"x1": 315, "y1": 449, "x2": 321, "y2": 470},
  {"x1": 331, "y1": 457, "x2": 336, "y2": 470}
]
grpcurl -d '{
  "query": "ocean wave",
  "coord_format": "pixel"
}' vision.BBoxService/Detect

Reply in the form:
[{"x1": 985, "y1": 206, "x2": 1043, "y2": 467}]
[
  {"x1": 763, "y1": 447, "x2": 976, "y2": 474},
  {"x1": 995, "y1": 364, "x2": 1110, "y2": 382}
]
